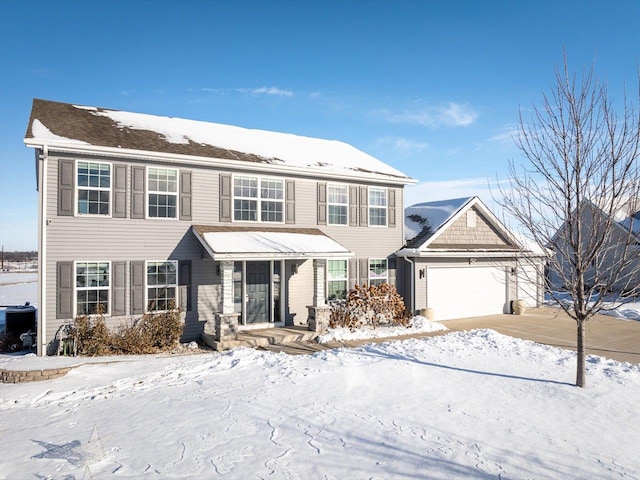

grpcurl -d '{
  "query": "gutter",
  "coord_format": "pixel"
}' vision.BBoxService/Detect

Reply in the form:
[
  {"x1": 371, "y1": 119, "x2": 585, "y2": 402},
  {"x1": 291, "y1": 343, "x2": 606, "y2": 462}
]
[
  {"x1": 37, "y1": 145, "x2": 48, "y2": 356},
  {"x1": 24, "y1": 139, "x2": 417, "y2": 187},
  {"x1": 403, "y1": 256, "x2": 415, "y2": 314}
]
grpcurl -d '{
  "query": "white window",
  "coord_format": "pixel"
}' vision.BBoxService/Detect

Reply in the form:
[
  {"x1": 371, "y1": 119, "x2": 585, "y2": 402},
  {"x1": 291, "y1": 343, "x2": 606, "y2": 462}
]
[
  {"x1": 146, "y1": 261, "x2": 178, "y2": 311},
  {"x1": 148, "y1": 167, "x2": 178, "y2": 218},
  {"x1": 328, "y1": 184, "x2": 348, "y2": 225},
  {"x1": 327, "y1": 260, "x2": 348, "y2": 300},
  {"x1": 233, "y1": 176, "x2": 284, "y2": 222},
  {"x1": 75, "y1": 261, "x2": 110, "y2": 315},
  {"x1": 369, "y1": 259, "x2": 388, "y2": 286},
  {"x1": 77, "y1": 161, "x2": 111, "y2": 215},
  {"x1": 369, "y1": 187, "x2": 387, "y2": 226}
]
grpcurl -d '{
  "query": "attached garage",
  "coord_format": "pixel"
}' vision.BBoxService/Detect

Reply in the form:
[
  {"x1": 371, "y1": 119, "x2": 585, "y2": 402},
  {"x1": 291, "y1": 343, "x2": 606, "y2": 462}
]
[
  {"x1": 398, "y1": 197, "x2": 547, "y2": 318},
  {"x1": 426, "y1": 266, "x2": 508, "y2": 321}
]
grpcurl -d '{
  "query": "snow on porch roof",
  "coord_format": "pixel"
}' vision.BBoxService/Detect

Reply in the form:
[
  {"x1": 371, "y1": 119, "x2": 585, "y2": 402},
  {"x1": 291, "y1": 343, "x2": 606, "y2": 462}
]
[{"x1": 192, "y1": 226, "x2": 353, "y2": 260}]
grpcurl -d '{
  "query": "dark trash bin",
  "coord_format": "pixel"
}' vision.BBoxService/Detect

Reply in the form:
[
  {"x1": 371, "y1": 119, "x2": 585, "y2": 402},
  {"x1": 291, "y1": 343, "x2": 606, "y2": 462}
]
[{"x1": 1, "y1": 303, "x2": 37, "y2": 350}]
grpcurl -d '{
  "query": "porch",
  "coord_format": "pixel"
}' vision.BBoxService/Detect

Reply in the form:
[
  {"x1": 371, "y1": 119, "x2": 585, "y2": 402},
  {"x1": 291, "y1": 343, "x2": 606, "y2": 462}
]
[{"x1": 202, "y1": 326, "x2": 320, "y2": 351}]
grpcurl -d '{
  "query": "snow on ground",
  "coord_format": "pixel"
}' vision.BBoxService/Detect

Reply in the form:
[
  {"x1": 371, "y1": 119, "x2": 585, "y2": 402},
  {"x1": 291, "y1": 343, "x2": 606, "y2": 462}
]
[
  {"x1": 317, "y1": 315, "x2": 447, "y2": 343},
  {"x1": 1, "y1": 329, "x2": 639, "y2": 479},
  {"x1": 0, "y1": 272, "x2": 37, "y2": 307}
]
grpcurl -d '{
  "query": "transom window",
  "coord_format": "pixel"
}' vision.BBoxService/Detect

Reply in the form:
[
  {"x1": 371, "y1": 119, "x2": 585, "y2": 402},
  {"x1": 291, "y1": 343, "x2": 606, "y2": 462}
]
[
  {"x1": 233, "y1": 176, "x2": 284, "y2": 222},
  {"x1": 328, "y1": 184, "x2": 348, "y2": 225},
  {"x1": 146, "y1": 261, "x2": 178, "y2": 311},
  {"x1": 369, "y1": 187, "x2": 387, "y2": 226},
  {"x1": 76, "y1": 262, "x2": 109, "y2": 315},
  {"x1": 148, "y1": 168, "x2": 178, "y2": 218},
  {"x1": 77, "y1": 161, "x2": 111, "y2": 215},
  {"x1": 368, "y1": 259, "x2": 388, "y2": 286},
  {"x1": 327, "y1": 260, "x2": 348, "y2": 300}
]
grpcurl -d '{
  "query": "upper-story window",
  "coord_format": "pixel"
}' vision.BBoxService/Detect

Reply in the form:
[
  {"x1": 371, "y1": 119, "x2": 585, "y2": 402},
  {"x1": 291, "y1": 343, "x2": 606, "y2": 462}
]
[
  {"x1": 77, "y1": 161, "x2": 111, "y2": 215},
  {"x1": 234, "y1": 176, "x2": 284, "y2": 222},
  {"x1": 369, "y1": 187, "x2": 387, "y2": 226},
  {"x1": 148, "y1": 167, "x2": 178, "y2": 218},
  {"x1": 328, "y1": 184, "x2": 348, "y2": 225},
  {"x1": 76, "y1": 261, "x2": 110, "y2": 315},
  {"x1": 146, "y1": 261, "x2": 178, "y2": 311}
]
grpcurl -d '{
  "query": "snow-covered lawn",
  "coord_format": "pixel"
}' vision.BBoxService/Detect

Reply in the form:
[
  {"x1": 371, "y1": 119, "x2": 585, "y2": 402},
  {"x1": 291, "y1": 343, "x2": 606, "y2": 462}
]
[
  {"x1": 0, "y1": 272, "x2": 37, "y2": 307},
  {"x1": 1, "y1": 329, "x2": 639, "y2": 479}
]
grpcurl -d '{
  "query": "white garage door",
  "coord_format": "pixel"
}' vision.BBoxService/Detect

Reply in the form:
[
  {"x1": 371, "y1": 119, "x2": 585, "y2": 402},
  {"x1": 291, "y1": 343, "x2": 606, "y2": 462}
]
[{"x1": 427, "y1": 266, "x2": 507, "y2": 321}]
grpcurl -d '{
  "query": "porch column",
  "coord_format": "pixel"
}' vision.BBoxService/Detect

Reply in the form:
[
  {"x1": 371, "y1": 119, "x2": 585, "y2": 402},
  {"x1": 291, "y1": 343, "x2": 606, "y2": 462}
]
[
  {"x1": 205, "y1": 260, "x2": 239, "y2": 345},
  {"x1": 307, "y1": 259, "x2": 331, "y2": 333}
]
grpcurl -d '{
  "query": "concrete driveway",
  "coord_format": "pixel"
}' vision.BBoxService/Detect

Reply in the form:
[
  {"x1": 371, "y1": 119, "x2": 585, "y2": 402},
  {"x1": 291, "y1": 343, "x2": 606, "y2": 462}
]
[{"x1": 443, "y1": 307, "x2": 640, "y2": 364}]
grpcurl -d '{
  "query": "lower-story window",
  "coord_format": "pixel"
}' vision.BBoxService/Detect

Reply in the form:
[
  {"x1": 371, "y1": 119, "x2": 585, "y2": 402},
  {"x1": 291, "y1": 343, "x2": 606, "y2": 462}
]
[
  {"x1": 147, "y1": 261, "x2": 178, "y2": 311},
  {"x1": 328, "y1": 259, "x2": 348, "y2": 300},
  {"x1": 369, "y1": 259, "x2": 388, "y2": 286},
  {"x1": 76, "y1": 262, "x2": 110, "y2": 315}
]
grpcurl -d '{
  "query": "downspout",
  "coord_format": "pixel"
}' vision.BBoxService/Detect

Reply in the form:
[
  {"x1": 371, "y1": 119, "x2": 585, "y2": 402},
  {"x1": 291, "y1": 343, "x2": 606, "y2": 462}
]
[
  {"x1": 403, "y1": 256, "x2": 415, "y2": 314},
  {"x1": 37, "y1": 145, "x2": 48, "y2": 356}
]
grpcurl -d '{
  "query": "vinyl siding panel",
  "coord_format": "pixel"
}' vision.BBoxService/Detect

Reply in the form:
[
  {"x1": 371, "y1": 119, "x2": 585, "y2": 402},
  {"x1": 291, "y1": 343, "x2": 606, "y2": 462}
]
[{"x1": 286, "y1": 259, "x2": 314, "y2": 325}]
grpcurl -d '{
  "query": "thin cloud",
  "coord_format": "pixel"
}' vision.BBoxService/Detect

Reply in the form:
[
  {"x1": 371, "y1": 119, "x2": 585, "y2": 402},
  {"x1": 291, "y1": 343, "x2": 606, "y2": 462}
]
[
  {"x1": 488, "y1": 125, "x2": 520, "y2": 145},
  {"x1": 405, "y1": 177, "x2": 509, "y2": 210},
  {"x1": 376, "y1": 136, "x2": 429, "y2": 152},
  {"x1": 378, "y1": 102, "x2": 478, "y2": 128},
  {"x1": 237, "y1": 86, "x2": 294, "y2": 97}
]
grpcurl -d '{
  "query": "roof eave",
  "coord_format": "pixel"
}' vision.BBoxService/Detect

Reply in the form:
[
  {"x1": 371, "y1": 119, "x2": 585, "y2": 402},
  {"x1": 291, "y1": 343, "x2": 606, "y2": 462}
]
[{"x1": 24, "y1": 138, "x2": 417, "y2": 186}]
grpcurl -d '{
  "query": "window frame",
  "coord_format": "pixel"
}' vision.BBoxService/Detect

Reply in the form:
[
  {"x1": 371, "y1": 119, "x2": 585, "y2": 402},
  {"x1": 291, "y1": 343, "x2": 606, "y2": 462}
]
[
  {"x1": 74, "y1": 261, "x2": 110, "y2": 317},
  {"x1": 75, "y1": 160, "x2": 112, "y2": 217},
  {"x1": 369, "y1": 186, "x2": 388, "y2": 227},
  {"x1": 145, "y1": 260, "x2": 179, "y2": 312},
  {"x1": 327, "y1": 183, "x2": 349, "y2": 226},
  {"x1": 327, "y1": 259, "x2": 349, "y2": 301},
  {"x1": 146, "y1": 167, "x2": 179, "y2": 219},
  {"x1": 368, "y1": 258, "x2": 388, "y2": 286},
  {"x1": 232, "y1": 174, "x2": 285, "y2": 223}
]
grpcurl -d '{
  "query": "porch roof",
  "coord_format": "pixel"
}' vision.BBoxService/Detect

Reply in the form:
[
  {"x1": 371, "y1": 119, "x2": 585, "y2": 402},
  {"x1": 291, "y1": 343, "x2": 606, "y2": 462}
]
[{"x1": 192, "y1": 225, "x2": 354, "y2": 260}]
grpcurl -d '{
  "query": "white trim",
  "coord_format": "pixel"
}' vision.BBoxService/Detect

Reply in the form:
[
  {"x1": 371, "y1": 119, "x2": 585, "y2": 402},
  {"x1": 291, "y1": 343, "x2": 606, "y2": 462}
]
[
  {"x1": 144, "y1": 260, "x2": 179, "y2": 312},
  {"x1": 368, "y1": 186, "x2": 388, "y2": 227},
  {"x1": 37, "y1": 146, "x2": 47, "y2": 356},
  {"x1": 75, "y1": 160, "x2": 113, "y2": 217},
  {"x1": 24, "y1": 140, "x2": 417, "y2": 186},
  {"x1": 73, "y1": 260, "x2": 111, "y2": 318},
  {"x1": 327, "y1": 183, "x2": 349, "y2": 226},
  {"x1": 326, "y1": 258, "x2": 349, "y2": 300},
  {"x1": 146, "y1": 166, "x2": 179, "y2": 220},
  {"x1": 232, "y1": 174, "x2": 285, "y2": 224}
]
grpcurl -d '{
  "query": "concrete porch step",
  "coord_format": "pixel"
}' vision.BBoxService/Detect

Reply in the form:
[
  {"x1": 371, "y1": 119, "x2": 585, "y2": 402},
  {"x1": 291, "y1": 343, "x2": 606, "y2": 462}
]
[{"x1": 202, "y1": 326, "x2": 319, "y2": 351}]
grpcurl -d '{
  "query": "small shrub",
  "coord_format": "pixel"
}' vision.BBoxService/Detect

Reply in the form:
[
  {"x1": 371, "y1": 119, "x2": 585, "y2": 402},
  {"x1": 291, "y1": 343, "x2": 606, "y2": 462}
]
[
  {"x1": 71, "y1": 302, "x2": 183, "y2": 356},
  {"x1": 329, "y1": 283, "x2": 411, "y2": 331}
]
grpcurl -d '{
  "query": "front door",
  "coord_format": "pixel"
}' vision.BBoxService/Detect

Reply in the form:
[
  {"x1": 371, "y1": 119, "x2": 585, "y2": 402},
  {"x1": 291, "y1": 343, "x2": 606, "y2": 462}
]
[{"x1": 246, "y1": 261, "x2": 270, "y2": 324}]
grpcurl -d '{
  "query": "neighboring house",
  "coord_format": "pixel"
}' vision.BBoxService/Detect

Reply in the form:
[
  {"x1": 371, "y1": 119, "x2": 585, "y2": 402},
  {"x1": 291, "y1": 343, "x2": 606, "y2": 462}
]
[
  {"x1": 547, "y1": 199, "x2": 640, "y2": 294},
  {"x1": 396, "y1": 197, "x2": 546, "y2": 321},
  {"x1": 24, "y1": 99, "x2": 416, "y2": 355}
]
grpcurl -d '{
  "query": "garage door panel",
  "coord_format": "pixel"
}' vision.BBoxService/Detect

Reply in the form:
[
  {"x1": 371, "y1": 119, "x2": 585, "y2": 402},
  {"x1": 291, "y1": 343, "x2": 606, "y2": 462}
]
[{"x1": 427, "y1": 266, "x2": 507, "y2": 321}]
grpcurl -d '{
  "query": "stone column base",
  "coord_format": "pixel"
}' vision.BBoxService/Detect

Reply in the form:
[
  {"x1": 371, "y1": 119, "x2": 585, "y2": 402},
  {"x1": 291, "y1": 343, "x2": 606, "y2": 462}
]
[
  {"x1": 307, "y1": 306, "x2": 331, "y2": 333},
  {"x1": 207, "y1": 313, "x2": 240, "y2": 341}
]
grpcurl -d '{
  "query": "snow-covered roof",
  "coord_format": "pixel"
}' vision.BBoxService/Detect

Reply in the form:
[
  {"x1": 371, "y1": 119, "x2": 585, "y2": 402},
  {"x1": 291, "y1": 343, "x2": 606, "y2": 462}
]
[
  {"x1": 404, "y1": 197, "x2": 472, "y2": 246},
  {"x1": 24, "y1": 99, "x2": 414, "y2": 184},
  {"x1": 192, "y1": 226, "x2": 352, "y2": 260}
]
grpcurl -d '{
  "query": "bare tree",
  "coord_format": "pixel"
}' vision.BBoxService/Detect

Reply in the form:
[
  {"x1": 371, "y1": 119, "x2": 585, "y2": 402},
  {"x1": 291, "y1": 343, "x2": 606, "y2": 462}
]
[{"x1": 499, "y1": 54, "x2": 640, "y2": 387}]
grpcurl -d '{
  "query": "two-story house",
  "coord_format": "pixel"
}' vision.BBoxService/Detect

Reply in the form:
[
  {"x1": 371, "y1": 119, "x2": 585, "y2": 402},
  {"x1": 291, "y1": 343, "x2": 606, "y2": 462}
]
[{"x1": 24, "y1": 99, "x2": 416, "y2": 355}]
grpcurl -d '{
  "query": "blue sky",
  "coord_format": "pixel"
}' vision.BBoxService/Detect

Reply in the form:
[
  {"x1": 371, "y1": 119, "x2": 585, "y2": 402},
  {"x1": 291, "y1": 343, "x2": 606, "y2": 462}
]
[{"x1": 1, "y1": 0, "x2": 638, "y2": 251}]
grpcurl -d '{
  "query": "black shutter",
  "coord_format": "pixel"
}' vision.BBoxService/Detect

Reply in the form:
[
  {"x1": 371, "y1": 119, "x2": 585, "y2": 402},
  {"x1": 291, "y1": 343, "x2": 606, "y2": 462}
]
[
  {"x1": 220, "y1": 174, "x2": 232, "y2": 222},
  {"x1": 131, "y1": 261, "x2": 145, "y2": 314},
  {"x1": 285, "y1": 180, "x2": 295, "y2": 224},
  {"x1": 113, "y1": 164, "x2": 127, "y2": 218},
  {"x1": 58, "y1": 159, "x2": 74, "y2": 216},
  {"x1": 57, "y1": 261, "x2": 73, "y2": 318},
  {"x1": 180, "y1": 170, "x2": 192, "y2": 221},
  {"x1": 317, "y1": 182, "x2": 327, "y2": 225},
  {"x1": 111, "y1": 262, "x2": 126, "y2": 315},
  {"x1": 131, "y1": 166, "x2": 145, "y2": 219}
]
